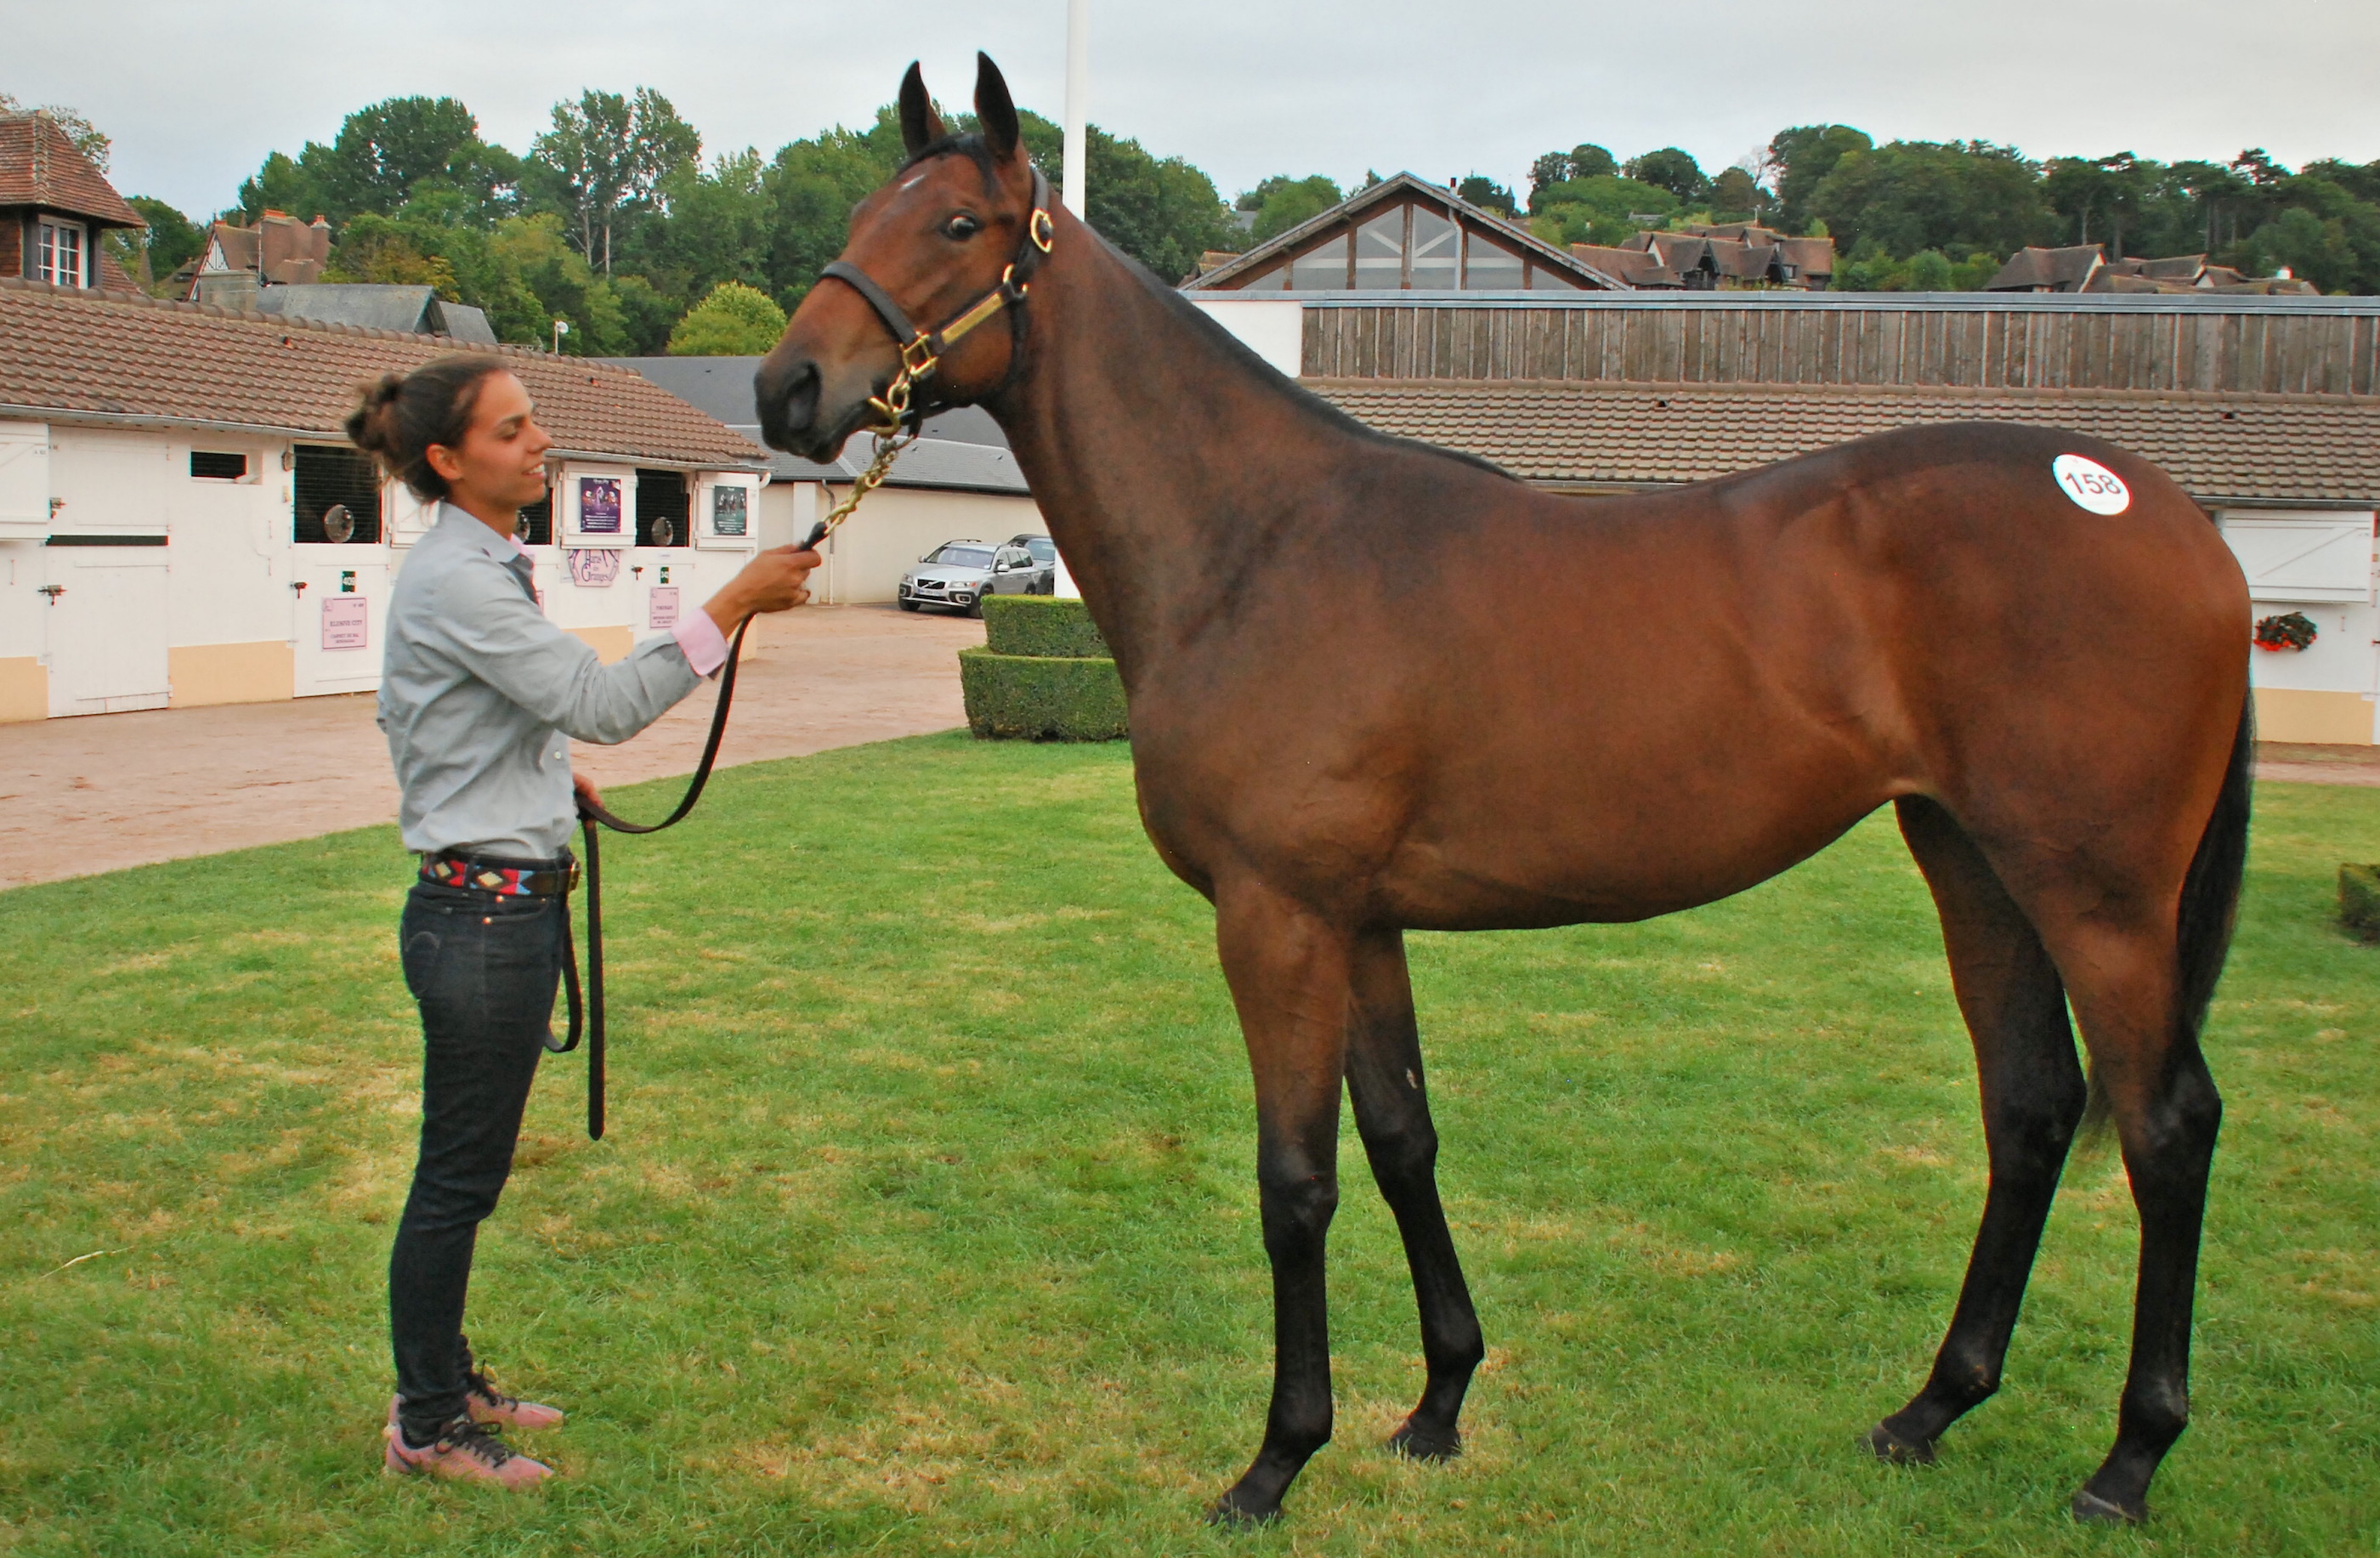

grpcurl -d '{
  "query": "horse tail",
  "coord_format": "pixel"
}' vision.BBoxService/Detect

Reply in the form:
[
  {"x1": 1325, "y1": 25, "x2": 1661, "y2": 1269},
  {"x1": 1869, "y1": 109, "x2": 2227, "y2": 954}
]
[{"x1": 2079, "y1": 688, "x2": 2256, "y2": 1144}]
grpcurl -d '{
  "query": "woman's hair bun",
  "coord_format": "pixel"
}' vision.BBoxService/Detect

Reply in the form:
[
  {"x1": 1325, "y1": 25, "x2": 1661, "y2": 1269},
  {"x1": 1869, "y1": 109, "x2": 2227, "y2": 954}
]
[{"x1": 344, "y1": 373, "x2": 408, "y2": 457}]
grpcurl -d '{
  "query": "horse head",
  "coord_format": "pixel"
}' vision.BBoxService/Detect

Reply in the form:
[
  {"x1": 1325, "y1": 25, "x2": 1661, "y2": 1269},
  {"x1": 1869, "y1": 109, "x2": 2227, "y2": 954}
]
[{"x1": 756, "y1": 54, "x2": 1048, "y2": 462}]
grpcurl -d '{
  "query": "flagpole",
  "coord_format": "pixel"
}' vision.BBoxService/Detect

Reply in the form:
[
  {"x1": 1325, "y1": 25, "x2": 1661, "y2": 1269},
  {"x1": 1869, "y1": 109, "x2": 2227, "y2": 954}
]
[{"x1": 1062, "y1": 0, "x2": 1089, "y2": 216}]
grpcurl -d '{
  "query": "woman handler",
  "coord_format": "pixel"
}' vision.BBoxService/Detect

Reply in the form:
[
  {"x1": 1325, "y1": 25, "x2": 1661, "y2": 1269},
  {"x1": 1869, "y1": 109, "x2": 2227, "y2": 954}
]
[{"x1": 352, "y1": 357, "x2": 816, "y2": 1485}]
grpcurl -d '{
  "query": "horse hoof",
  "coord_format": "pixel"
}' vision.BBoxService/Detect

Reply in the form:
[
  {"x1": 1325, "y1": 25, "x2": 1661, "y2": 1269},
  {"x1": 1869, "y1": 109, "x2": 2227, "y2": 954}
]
[
  {"x1": 2071, "y1": 1487, "x2": 2145, "y2": 1525},
  {"x1": 1866, "y1": 1422, "x2": 1935, "y2": 1465},
  {"x1": 1387, "y1": 1419, "x2": 1462, "y2": 1463},
  {"x1": 1204, "y1": 1493, "x2": 1280, "y2": 1528}
]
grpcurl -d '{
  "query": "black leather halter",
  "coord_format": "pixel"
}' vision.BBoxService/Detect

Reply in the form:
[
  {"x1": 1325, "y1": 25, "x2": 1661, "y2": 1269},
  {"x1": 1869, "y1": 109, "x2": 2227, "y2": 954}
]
[{"x1": 816, "y1": 165, "x2": 1056, "y2": 428}]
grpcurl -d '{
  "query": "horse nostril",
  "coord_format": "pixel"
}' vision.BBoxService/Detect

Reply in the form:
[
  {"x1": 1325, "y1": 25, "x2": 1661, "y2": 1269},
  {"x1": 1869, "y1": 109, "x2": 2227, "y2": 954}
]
[{"x1": 756, "y1": 360, "x2": 820, "y2": 450}]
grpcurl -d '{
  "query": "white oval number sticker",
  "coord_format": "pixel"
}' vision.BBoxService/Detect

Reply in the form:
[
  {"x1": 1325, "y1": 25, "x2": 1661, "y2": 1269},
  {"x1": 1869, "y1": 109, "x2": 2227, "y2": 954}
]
[{"x1": 2053, "y1": 454, "x2": 2131, "y2": 515}]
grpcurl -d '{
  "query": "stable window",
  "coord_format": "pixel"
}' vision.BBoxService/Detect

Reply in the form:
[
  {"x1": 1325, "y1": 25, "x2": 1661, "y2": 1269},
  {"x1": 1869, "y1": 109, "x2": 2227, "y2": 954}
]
[
  {"x1": 1354, "y1": 210, "x2": 1404, "y2": 287},
  {"x1": 190, "y1": 450, "x2": 248, "y2": 480},
  {"x1": 1463, "y1": 235, "x2": 1524, "y2": 291},
  {"x1": 292, "y1": 445, "x2": 382, "y2": 544},
  {"x1": 2218, "y1": 513, "x2": 2375, "y2": 603},
  {"x1": 37, "y1": 218, "x2": 87, "y2": 287},
  {"x1": 634, "y1": 468, "x2": 691, "y2": 547}
]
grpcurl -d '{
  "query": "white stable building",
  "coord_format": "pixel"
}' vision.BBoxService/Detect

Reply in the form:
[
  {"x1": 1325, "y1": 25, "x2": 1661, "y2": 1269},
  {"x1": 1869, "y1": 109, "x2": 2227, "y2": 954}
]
[{"x1": 0, "y1": 279, "x2": 772, "y2": 721}]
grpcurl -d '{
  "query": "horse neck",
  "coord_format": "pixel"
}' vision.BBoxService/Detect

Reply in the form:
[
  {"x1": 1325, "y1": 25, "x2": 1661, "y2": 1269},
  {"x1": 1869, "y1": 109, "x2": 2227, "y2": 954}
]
[{"x1": 988, "y1": 217, "x2": 1344, "y2": 675}]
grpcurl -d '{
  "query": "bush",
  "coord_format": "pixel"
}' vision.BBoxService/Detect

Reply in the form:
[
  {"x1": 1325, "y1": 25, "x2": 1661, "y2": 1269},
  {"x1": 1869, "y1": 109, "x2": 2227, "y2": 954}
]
[
  {"x1": 959, "y1": 649, "x2": 1126, "y2": 741},
  {"x1": 983, "y1": 595, "x2": 1111, "y2": 660},
  {"x1": 2342, "y1": 864, "x2": 2380, "y2": 941},
  {"x1": 668, "y1": 280, "x2": 788, "y2": 355}
]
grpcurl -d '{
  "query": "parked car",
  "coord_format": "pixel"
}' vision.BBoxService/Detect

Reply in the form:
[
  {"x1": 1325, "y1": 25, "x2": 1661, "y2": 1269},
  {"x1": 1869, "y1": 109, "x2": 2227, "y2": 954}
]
[
  {"x1": 897, "y1": 538, "x2": 1049, "y2": 616},
  {"x1": 1006, "y1": 533, "x2": 1058, "y2": 593}
]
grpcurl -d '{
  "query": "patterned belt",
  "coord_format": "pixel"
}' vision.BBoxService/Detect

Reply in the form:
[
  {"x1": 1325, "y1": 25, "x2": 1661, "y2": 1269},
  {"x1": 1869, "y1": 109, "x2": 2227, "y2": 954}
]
[{"x1": 418, "y1": 852, "x2": 580, "y2": 898}]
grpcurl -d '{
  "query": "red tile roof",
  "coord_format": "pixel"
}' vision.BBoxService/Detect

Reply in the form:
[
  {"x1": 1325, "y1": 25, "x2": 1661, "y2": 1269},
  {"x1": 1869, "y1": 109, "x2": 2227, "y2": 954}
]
[
  {"x1": 0, "y1": 279, "x2": 769, "y2": 468},
  {"x1": 1310, "y1": 376, "x2": 2380, "y2": 504},
  {"x1": 0, "y1": 113, "x2": 141, "y2": 227}
]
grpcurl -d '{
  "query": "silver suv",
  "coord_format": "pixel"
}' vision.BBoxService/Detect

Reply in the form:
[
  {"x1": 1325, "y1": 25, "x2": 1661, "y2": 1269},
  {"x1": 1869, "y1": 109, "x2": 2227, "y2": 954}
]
[{"x1": 898, "y1": 536, "x2": 1051, "y2": 616}]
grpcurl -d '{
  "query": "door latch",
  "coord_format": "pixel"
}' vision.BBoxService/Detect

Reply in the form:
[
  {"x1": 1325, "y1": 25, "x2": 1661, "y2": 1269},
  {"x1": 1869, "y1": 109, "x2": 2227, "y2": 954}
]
[{"x1": 38, "y1": 585, "x2": 64, "y2": 599}]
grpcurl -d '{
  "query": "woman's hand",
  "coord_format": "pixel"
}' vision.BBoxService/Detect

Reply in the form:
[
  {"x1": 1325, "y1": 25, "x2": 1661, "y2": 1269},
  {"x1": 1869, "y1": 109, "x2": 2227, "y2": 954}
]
[
  {"x1": 705, "y1": 546, "x2": 820, "y2": 635},
  {"x1": 573, "y1": 771, "x2": 604, "y2": 813}
]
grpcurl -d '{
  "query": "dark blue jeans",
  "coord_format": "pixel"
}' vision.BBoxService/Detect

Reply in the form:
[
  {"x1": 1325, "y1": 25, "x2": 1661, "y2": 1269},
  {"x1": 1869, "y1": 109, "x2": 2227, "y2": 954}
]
[{"x1": 389, "y1": 874, "x2": 566, "y2": 1442}]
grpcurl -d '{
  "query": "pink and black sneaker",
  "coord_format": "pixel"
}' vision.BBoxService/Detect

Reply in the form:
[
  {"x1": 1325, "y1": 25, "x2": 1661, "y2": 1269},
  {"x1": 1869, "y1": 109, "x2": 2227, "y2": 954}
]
[
  {"x1": 382, "y1": 1415, "x2": 553, "y2": 1487},
  {"x1": 462, "y1": 1355, "x2": 564, "y2": 1431}
]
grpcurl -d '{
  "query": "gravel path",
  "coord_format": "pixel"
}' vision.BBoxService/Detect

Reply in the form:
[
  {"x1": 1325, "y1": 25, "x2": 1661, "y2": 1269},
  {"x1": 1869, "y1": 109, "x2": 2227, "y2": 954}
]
[{"x1": 0, "y1": 603, "x2": 983, "y2": 890}]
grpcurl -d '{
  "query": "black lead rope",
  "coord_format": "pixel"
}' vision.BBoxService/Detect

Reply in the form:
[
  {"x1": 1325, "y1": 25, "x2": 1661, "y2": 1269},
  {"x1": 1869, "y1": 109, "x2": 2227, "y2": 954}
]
[{"x1": 550, "y1": 615, "x2": 754, "y2": 1140}]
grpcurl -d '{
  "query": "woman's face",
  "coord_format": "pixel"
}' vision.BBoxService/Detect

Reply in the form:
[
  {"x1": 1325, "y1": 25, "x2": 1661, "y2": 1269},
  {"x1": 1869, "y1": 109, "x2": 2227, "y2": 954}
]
[{"x1": 427, "y1": 371, "x2": 553, "y2": 513}]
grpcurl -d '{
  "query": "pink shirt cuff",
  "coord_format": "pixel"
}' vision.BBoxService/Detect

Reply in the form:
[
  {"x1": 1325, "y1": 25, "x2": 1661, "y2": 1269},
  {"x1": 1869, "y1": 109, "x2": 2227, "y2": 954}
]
[{"x1": 672, "y1": 606, "x2": 730, "y2": 677}]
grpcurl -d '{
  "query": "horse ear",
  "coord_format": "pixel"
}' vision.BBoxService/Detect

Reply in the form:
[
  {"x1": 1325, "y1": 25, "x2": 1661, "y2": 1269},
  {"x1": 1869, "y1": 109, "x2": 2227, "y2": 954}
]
[
  {"x1": 898, "y1": 62, "x2": 944, "y2": 157},
  {"x1": 974, "y1": 52, "x2": 1019, "y2": 161}
]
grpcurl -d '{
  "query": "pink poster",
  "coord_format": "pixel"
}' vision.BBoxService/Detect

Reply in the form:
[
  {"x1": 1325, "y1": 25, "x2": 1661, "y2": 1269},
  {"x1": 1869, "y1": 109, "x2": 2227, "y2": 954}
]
[
  {"x1": 648, "y1": 586, "x2": 679, "y2": 629},
  {"x1": 321, "y1": 596, "x2": 368, "y2": 650}
]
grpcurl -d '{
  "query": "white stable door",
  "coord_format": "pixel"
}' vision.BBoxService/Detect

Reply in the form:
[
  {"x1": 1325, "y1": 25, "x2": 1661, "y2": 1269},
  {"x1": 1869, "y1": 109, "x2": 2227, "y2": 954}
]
[
  {"x1": 291, "y1": 548, "x2": 392, "y2": 697},
  {"x1": 46, "y1": 551, "x2": 170, "y2": 715}
]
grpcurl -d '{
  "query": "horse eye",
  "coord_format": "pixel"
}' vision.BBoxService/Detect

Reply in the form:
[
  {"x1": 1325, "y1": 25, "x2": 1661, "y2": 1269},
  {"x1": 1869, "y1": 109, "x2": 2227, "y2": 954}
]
[{"x1": 944, "y1": 215, "x2": 982, "y2": 241}]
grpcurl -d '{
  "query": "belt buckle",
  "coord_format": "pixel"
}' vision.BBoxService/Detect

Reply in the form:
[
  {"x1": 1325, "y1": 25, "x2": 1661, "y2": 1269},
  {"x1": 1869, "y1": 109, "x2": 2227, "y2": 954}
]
[{"x1": 564, "y1": 858, "x2": 581, "y2": 893}]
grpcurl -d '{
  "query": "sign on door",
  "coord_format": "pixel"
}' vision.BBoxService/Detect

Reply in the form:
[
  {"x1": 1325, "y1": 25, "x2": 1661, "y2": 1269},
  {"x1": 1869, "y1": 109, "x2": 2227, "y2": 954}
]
[{"x1": 321, "y1": 596, "x2": 368, "y2": 650}]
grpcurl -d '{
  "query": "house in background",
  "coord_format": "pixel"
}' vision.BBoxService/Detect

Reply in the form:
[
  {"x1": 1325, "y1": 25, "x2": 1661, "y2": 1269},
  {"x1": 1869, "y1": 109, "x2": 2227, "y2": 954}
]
[
  {"x1": 1182, "y1": 172, "x2": 1628, "y2": 295},
  {"x1": 1573, "y1": 224, "x2": 1835, "y2": 292},
  {"x1": 1986, "y1": 243, "x2": 2316, "y2": 295},
  {"x1": 602, "y1": 355, "x2": 1044, "y2": 605},
  {"x1": 0, "y1": 110, "x2": 143, "y2": 292},
  {"x1": 180, "y1": 212, "x2": 496, "y2": 339}
]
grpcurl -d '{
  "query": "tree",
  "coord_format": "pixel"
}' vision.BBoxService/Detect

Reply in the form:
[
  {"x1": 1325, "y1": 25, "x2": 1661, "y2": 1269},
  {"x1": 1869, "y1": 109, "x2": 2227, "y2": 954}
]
[
  {"x1": 1456, "y1": 174, "x2": 1516, "y2": 217},
  {"x1": 1809, "y1": 139, "x2": 2053, "y2": 260},
  {"x1": 1709, "y1": 167, "x2": 1765, "y2": 222},
  {"x1": 759, "y1": 110, "x2": 909, "y2": 310},
  {"x1": 525, "y1": 88, "x2": 700, "y2": 273},
  {"x1": 236, "y1": 98, "x2": 518, "y2": 225},
  {"x1": 105, "y1": 195, "x2": 203, "y2": 293},
  {"x1": 1624, "y1": 147, "x2": 1708, "y2": 207},
  {"x1": 620, "y1": 148, "x2": 772, "y2": 313},
  {"x1": 1527, "y1": 145, "x2": 1618, "y2": 212},
  {"x1": 1242, "y1": 174, "x2": 1341, "y2": 242},
  {"x1": 667, "y1": 280, "x2": 788, "y2": 354},
  {"x1": 1768, "y1": 124, "x2": 1871, "y2": 234},
  {"x1": 1530, "y1": 174, "x2": 1680, "y2": 246}
]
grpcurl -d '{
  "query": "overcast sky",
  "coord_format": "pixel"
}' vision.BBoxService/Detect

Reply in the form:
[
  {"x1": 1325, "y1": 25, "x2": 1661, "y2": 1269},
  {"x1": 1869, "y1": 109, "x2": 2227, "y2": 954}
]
[{"x1": 13, "y1": 0, "x2": 2380, "y2": 221}]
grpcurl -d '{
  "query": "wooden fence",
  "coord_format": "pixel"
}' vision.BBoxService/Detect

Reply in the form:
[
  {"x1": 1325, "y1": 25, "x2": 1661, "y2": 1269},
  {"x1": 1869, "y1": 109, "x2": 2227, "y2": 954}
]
[{"x1": 1301, "y1": 298, "x2": 2380, "y2": 397}]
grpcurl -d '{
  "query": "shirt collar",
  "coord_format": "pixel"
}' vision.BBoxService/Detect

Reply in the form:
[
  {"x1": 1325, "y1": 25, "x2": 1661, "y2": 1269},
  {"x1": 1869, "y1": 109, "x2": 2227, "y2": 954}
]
[{"x1": 436, "y1": 502, "x2": 530, "y2": 559}]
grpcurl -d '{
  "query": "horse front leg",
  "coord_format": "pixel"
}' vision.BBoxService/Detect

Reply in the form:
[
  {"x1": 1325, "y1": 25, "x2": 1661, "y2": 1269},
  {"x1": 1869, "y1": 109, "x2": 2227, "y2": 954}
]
[
  {"x1": 1206, "y1": 880, "x2": 1355, "y2": 1525},
  {"x1": 1345, "y1": 926, "x2": 1484, "y2": 1461}
]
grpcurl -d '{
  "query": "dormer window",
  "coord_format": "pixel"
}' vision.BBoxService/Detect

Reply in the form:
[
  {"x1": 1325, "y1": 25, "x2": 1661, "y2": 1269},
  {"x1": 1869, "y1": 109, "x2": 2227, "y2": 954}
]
[{"x1": 37, "y1": 218, "x2": 87, "y2": 287}]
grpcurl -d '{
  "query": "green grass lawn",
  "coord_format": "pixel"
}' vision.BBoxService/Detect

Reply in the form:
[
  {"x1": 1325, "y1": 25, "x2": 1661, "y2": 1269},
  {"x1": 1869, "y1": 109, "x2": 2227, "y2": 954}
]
[{"x1": 3, "y1": 733, "x2": 2375, "y2": 1556}]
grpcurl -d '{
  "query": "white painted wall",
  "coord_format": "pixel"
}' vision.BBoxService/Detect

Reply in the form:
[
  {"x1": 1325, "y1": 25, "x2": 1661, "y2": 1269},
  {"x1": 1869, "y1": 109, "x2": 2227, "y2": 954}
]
[
  {"x1": 0, "y1": 422, "x2": 764, "y2": 717},
  {"x1": 2219, "y1": 510, "x2": 2379, "y2": 741},
  {"x1": 1191, "y1": 297, "x2": 1305, "y2": 378}
]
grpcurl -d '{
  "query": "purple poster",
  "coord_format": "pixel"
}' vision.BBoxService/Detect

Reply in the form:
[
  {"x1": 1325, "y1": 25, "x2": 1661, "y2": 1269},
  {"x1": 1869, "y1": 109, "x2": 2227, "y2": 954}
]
[
  {"x1": 648, "y1": 586, "x2": 679, "y2": 629},
  {"x1": 577, "y1": 475, "x2": 622, "y2": 535},
  {"x1": 321, "y1": 596, "x2": 368, "y2": 650}
]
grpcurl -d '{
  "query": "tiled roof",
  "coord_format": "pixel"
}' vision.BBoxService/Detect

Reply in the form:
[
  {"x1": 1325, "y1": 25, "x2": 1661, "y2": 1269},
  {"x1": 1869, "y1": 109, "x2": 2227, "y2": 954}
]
[
  {"x1": 0, "y1": 279, "x2": 769, "y2": 468},
  {"x1": 0, "y1": 114, "x2": 141, "y2": 226},
  {"x1": 1308, "y1": 377, "x2": 2380, "y2": 504}
]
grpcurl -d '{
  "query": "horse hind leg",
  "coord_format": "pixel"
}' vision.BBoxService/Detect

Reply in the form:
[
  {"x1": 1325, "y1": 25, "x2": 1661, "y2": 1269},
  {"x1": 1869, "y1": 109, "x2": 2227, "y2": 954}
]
[
  {"x1": 1343, "y1": 927, "x2": 1486, "y2": 1461},
  {"x1": 1870, "y1": 797, "x2": 2088, "y2": 1465}
]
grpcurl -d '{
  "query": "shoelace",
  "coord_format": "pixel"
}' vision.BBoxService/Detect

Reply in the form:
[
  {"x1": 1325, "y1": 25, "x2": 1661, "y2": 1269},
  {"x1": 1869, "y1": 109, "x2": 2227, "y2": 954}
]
[
  {"x1": 432, "y1": 1416, "x2": 517, "y2": 1468},
  {"x1": 463, "y1": 1365, "x2": 518, "y2": 1413}
]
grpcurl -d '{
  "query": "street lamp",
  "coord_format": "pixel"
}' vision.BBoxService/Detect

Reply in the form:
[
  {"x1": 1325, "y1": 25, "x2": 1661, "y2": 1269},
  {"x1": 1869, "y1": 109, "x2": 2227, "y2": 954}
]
[{"x1": 552, "y1": 318, "x2": 571, "y2": 354}]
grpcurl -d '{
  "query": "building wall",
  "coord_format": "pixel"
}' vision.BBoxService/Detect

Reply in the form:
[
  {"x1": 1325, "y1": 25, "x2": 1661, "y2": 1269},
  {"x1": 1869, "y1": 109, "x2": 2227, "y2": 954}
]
[
  {"x1": 761, "y1": 480, "x2": 1046, "y2": 606},
  {"x1": 0, "y1": 418, "x2": 763, "y2": 720},
  {"x1": 2221, "y1": 510, "x2": 2379, "y2": 744}
]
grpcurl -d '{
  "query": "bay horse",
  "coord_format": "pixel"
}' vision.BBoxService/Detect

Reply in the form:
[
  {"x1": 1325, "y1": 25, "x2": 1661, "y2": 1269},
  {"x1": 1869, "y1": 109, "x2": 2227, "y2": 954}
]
[{"x1": 756, "y1": 54, "x2": 2252, "y2": 1527}]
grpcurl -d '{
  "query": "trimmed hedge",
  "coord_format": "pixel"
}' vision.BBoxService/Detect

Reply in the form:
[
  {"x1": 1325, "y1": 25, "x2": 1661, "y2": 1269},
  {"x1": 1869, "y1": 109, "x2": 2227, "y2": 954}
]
[
  {"x1": 959, "y1": 648, "x2": 1128, "y2": 740},
  {"x1": 983, "y1": 595, "x2": 1112, "y2": 660},
  {"x1": 2342, "y1": 864, "x2": 2380, "y2": 941}
]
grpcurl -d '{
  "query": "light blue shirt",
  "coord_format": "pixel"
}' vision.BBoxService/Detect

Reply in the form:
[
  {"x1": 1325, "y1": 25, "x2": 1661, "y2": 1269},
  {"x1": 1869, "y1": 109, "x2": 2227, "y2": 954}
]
[{"x1": 378, "y1": 507, "x2": 702, "y2": 859}]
